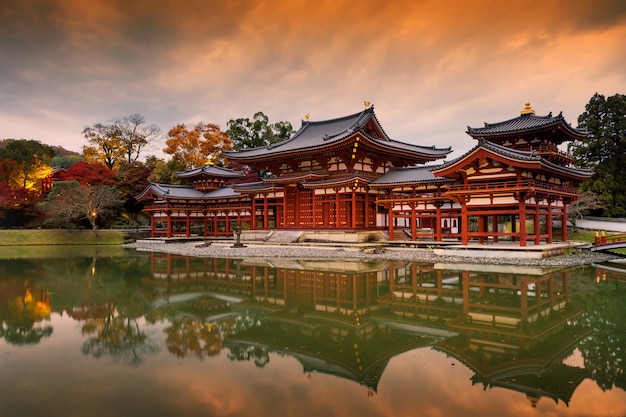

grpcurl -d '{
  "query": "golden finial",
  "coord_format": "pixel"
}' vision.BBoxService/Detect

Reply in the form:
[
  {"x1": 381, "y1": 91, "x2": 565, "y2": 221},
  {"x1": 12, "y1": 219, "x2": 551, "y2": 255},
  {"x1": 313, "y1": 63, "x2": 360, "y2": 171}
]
[
  {"x1": 364, "y1": 100, "x2": 371, "y2": 108},
  {"x1": 521, "y1": 102, "x2": 535, "y2": 115},
  {"x1": 304, "y1": 113, "x2": 310, "y2": 120}
]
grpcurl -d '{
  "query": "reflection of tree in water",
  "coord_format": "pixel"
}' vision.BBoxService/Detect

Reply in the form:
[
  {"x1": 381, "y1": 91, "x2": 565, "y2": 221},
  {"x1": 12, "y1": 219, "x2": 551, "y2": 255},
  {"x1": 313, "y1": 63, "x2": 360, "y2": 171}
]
[
  {"x1": 148, "y1": 297, "x2": 265, "y2": 361},
  {"x1": 81, "y1": 283, "x2": 158, "y2": 367},
  {"x1": 165, "y1": 318, "x2": 225, "y2": 359},
  {"x1": 152, "y1": 297, "x2": 240, "y2": 360},
  {"x1": 574, "y1": 278, "x2": 626, "y2": 391},
  {"x1": 0, "y1": 285, "x2": 53, "y2": 346},
  {"x1": 227, "y1": 344, "x2": 270, "y2": 368}
]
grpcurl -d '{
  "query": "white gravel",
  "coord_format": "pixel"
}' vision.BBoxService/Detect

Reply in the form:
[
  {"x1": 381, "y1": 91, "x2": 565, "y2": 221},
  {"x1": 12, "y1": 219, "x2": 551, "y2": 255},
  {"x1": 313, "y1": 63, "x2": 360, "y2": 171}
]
[{"x1": 123, "y1": 240, "x2": 619, "y2": 267}]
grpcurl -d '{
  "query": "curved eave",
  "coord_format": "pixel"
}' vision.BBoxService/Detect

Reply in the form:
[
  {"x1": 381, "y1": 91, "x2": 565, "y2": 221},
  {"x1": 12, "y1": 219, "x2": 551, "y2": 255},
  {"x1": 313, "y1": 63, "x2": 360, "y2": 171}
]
[
  {"x1": 433, "y1": 144, "x2": 592, "y2": 182},
  {"x1": 225, "y1": 131, "x2": 450, "y2": 164},
  {"x1": 175, "y1": 165, "x2": 246, "y2": 179},
  {"x1": 369, "y1": 178, "x2": 455, "y2": 188},
  {"x1": 231, "y1": 182, "x2": 284, "y2": 194},
  {"x1": 467, "y1": 115, "x2": 586, "y2": 144},
  {"x1": 301, "y1": 173, "x2": 374, "y2": 189},
  {"x1": 264, "y1": 172, "x2": 330, "y2": 184}
]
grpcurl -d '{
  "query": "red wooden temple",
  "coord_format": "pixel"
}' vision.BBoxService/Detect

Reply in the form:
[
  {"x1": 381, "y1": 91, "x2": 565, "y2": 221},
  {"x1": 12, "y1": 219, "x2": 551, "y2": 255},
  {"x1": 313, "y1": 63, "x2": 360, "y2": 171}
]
[{"x1": 137, "y1": 103, "x2": 591, "y2": 245}]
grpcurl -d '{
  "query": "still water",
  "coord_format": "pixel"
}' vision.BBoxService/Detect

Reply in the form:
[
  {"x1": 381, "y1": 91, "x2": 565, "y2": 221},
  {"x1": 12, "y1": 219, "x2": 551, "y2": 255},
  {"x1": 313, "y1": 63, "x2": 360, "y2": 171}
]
[{"x1": 1, "y1": 246, "x2": 625, "y2": 417}]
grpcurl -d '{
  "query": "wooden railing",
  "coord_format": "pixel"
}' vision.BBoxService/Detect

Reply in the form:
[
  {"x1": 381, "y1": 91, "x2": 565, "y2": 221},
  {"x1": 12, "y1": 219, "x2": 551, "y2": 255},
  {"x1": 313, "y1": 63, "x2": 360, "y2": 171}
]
[
  {"x1": 445, "y1": 180, "x2": 578, "y2": 196},
  {"x1": 595, "y1": 232, "x2": 626, "y2": 246}
]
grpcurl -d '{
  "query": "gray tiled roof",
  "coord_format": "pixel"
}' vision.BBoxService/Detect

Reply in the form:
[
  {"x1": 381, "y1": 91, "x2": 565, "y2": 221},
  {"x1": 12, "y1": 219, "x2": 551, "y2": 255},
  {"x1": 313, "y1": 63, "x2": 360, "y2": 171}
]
[
  {"x1": 371, "y1": 165, "x2": 454, "y2": 185},
  {"x1": 136, "y1": 183, "x2": 242, "y2": 200},
  {"x1": 466, "y1": 112, "x2": 585, "y2": 138},
  {"x1": 435, "y1": 139, "x2": 592, "y2": 178},
  {"x1": 223, "y1": 107, "x2": 450, "y2": 159},
  {"x1": 176, "y1": 164, "x2": 245, "y2": 179}
]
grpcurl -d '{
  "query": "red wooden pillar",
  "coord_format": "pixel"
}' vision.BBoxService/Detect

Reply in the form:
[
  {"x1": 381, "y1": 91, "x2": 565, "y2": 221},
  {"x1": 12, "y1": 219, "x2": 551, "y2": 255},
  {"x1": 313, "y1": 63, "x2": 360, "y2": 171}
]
[
  {"x1": 492, "y1": 215, "x2": 499, "y2": 243},
  {"x1": 185, "y1": 210, "x2": 191, "y2": 237},
  {"x1": 335, "y1": 188, "x2": 341, "y2": 228},
  {"x1": 410, "y1": 203, "x2": 417, "y2": 241},
  {"x1": 263, "y1": 194, "x2": 269, "y2": 229},
  {"x1": 435, "y1": 203, "x2": 442, "y2": 242},
  {"x1": 546, "y1": 201, "x2": 553, "y2": 243},
  {"x1": 295, "y1": 187, "x2": 300, "y2": 227},
  {"x1": 251, "y1": 196, "x2": 257, "y2": 229},
  {"x1": 166, "y1": 210, "x2": 173, "y2": 238},
  {"x1": 312, "y1": 191, "x2": 318, "y2": 228},
  {"x1": 519, "y1": 203, "x2": 527, "y2": 247},
  {"x1": 203, "y1": 211, "x2": 208, "y2": 237},
  {"x1": 388, "y1": 203, "x2": 395, "y2": 241},
  {"x1": 534, "y1": 201, "x2": 541, "y2": 244},
  {"x1": 561, "y1": 209, "x2": 568, "y2": 242},
  {"x1": 364, "y1": 191, "x2": 369, "y2": 227},
  {"x1": 460, "y1": 201, "x2": 469, "y2": 245},
  {"x1": 351, "y1": 190, "x2": 357, "y2": 228},
  {"x1": 150, "y1": 213, "x2": 156, "y2": 237},
  {"x1": 478, "y1": 215, "x2": 486, "y2": 244}
]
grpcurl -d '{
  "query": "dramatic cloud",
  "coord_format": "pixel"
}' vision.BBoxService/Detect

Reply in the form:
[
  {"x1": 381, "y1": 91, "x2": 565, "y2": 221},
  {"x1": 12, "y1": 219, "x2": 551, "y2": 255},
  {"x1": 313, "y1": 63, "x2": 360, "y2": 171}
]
[{"x1": 1, "y1": 0, "x2": 625, "y2": 159}]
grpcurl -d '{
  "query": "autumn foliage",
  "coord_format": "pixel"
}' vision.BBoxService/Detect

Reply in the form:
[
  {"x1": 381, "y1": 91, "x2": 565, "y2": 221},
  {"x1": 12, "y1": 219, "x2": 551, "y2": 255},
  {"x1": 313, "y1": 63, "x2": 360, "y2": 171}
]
[
  {"x1": 164, "y1": 122, "x2": 233, "y2": 169},
  {"x1": 59, "y1": 162, "x2": 117, "y2": 186}
]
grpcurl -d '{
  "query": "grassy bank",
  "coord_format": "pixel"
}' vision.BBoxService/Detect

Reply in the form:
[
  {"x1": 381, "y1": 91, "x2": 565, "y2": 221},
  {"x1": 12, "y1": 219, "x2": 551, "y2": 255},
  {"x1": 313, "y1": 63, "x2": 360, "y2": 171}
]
[{"x1": 0, "y1": 229, "x2": 130, "y2": 246}]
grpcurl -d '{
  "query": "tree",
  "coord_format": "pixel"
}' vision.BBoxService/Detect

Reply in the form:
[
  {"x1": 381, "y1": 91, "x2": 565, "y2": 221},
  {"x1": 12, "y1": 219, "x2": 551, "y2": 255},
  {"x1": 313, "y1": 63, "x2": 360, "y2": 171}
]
[
  {"x1": 112, "y1": 114, "x2": 162, "y2": 165},
  {"x1": 225, "y1": 111, "x2": 294, "y2": 150},
  {"x1": 567, "y1": 191, "x2": 603, "y2": 232},
  {"x1": 569, "y1": 93, "x2": 626, "y2": 217},
  {"x1": 0, "y1": 139, "x2": 54, "y2": 189},
  {"x1": 163, "y1": 122, "x2": 233, "y2": 169},
  {"x1": 43, "y1": 181, "x2": 122, "y2": 233},
  {"x1": 0, "y1": 183, "x2": 43, "y2": 228},
  {"x1": 82, "y1": 114, "x2": 161, "y2": 170},
  {"x1": 82, "y1": 123, "x2": 124, "y2": 170},
  {"x1": 146, "y1": 156, "x2": 186, "y2": 185},
  {"x1": 59, "y1": 161, "x2": 117, "y2": 186},
  {"x1": 115, "y1": 161, "x2": 151, "y2": 219}
]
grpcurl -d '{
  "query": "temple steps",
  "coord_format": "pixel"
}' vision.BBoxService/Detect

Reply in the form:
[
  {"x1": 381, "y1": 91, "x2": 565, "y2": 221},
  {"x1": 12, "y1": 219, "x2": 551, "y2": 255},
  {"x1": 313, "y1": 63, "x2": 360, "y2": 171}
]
[{"x1": 264, "y1": 230, "x2": 304, "y2": 243}]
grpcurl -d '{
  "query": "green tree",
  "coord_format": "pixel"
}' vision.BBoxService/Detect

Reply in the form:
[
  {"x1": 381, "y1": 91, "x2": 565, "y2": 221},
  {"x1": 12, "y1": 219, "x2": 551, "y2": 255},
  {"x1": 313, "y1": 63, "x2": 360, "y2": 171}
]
[
  {"x1": 569, "y1": 93, "x2": 626, "y2": 217},
  {"x1": 146, "y1": 156, "x2": 186, "y2": 185},
  {"x1": 225, "y1": 111, "x2": 293, "y2": 150},
  {"x1": 0, "y1": 139, "x2": 54, "y2": 189}
]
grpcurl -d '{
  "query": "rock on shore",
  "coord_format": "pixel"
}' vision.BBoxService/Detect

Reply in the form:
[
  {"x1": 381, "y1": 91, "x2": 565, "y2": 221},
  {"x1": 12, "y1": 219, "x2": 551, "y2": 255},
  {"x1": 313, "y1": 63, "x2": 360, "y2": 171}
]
[{"x1": 122, "y1": 241, "x2": 618, "y2": 268}]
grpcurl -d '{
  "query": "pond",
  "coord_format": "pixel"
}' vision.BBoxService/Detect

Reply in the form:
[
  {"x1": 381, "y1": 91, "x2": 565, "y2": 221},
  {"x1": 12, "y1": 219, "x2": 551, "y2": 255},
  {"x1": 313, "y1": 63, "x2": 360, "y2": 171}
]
[{"x1": 1, "y1": 246, "x2": 625, "y2": 417}]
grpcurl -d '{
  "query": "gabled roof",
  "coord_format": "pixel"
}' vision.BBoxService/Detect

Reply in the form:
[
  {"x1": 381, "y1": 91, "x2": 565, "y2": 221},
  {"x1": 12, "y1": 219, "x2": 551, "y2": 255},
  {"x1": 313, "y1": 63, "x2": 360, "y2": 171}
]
[
  {"x1": 231, "y1": 181, "x2": 284, "y2": 193},
  {"x1": 371, "y1": 165, "x2": 456, "y2": 187},
  {"x1": 136, "y1": 182, "x2": 242, "y2": 201},
  {"x1": 175, "y1": 164, "x2": 245, "y2": 179},
  {"x1": 223, "y1": 106, "x2": 451, "y2": 161},
  {"x1": 433, "y1": 139, "x2": 593, "y2": 180},
  {"x1": 466, "y1": 106, "x2": 586, "y2": 142},
  {"x1": 300, "y1": 171, "x2": 376, "y2": 189}
]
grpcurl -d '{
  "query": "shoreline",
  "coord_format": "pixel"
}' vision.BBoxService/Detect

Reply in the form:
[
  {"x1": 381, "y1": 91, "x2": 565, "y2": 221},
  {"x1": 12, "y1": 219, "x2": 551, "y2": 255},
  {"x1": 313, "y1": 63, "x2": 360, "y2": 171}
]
[{"x1": 122, "y1": 240, "x2": 620, "y2": 268}]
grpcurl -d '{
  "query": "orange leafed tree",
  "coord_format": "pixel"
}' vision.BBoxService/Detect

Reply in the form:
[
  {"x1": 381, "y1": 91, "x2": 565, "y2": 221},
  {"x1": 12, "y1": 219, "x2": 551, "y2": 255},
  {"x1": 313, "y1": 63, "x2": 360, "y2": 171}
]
[{"x1": 163, "y1": 122, "x2": 233, "y2": 170}]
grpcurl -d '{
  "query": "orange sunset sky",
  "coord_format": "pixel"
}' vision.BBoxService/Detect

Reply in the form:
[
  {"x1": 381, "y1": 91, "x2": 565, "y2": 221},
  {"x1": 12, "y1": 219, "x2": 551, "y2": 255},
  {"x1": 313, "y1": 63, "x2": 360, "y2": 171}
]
[{"x1": 1, "y1": 0, "x2": 625, "y2": 160}]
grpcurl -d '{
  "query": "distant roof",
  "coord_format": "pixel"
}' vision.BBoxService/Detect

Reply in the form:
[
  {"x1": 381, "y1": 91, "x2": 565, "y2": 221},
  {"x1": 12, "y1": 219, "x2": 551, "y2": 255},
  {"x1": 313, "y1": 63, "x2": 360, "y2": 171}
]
[
  {"x1": 434, "y1": 139, "x2": 593, "y2": 179},
  {"x1": 371, "y1": 165, "x2": 455, "y2": 186},
  {"x1": 223, "y1": 106, "x2": 451, "y2": 161},
  {"x1": 136, "y1": 182, "x2": 242, "y2": 201},
  {"x1": 466, "y1": 104, "x2": 586, "y2": 142},
  {"x1": 176, "y1": 164, "x2": 245, "y2": 179}
]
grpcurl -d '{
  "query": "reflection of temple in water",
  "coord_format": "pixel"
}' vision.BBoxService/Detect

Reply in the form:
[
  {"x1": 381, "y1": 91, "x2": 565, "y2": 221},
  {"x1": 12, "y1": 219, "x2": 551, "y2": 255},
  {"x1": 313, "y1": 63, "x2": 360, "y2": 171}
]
[{"x1": 145, "y1": 253, "x2": 592, "y2": 403}]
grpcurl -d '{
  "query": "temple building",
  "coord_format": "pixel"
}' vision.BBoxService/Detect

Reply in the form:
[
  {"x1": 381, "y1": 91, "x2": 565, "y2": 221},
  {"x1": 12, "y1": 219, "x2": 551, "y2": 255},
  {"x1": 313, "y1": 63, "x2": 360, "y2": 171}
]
[{"x1": 137, "y1": 103, "x2": 592, "y2": 245}]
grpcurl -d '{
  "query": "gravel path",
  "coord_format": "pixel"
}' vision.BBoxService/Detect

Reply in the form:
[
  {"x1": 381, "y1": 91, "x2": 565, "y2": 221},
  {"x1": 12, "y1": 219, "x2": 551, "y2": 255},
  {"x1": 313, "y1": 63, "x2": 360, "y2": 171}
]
[{"x1": 123, "y1": 241, "x2": 619, "y2": 268}]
